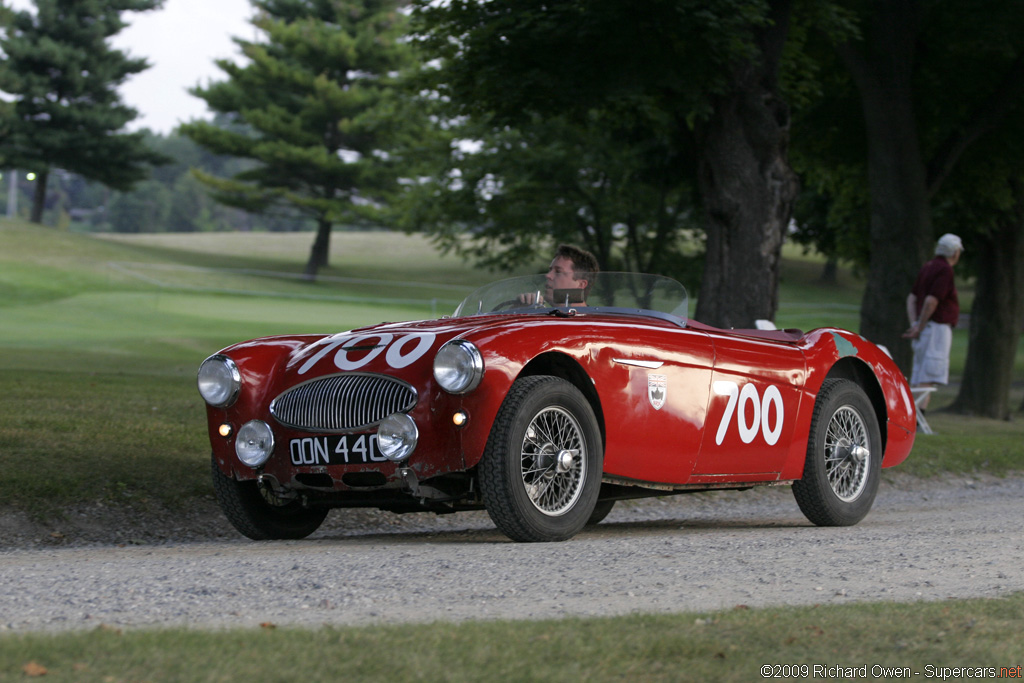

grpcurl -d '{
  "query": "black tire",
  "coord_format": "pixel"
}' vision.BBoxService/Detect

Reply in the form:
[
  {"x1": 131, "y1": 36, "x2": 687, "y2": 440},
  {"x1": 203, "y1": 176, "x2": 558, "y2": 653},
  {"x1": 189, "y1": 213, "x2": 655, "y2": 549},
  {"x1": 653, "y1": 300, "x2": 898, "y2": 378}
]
[
  {"x1": 586, "y1": 499, "x2": 616, "y2": 526},
  {"x1": 792, "y1": 378, "x2": 881, "y2": 526},
  {"x1": 479, "y1": 376, "x2": 603, "y2": 542},
  {"x1": 211, "y1": 457, "x2": 328, "y2": 540}
]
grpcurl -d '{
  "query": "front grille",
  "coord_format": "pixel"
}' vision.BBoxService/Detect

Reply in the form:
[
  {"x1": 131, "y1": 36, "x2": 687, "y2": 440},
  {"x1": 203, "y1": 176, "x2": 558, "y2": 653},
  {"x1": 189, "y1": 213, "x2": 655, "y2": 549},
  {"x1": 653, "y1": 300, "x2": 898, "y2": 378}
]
[{"x1": 270, "y1": 373, "x2": 417, "y2": 432}]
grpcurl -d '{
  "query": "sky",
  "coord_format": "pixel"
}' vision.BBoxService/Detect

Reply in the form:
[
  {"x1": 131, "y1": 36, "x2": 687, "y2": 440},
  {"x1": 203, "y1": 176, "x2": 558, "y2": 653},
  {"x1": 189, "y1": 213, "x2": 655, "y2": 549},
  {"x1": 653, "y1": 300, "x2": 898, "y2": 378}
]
[{"x1": 7, "y1": 0, "x2": 256, "y2": 134}]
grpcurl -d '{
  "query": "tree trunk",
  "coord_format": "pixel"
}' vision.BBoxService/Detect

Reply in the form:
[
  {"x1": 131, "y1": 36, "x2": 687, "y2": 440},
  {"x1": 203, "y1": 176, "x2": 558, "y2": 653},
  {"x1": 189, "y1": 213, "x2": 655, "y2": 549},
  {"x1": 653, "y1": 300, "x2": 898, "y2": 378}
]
[
  {"x1": 304, "y1": 217, "x2": 333, "y2": 279},
  {"x1": 30, "y1": 170, "x2": 49, "y2": 224},
  {"x1": 836, "y1": 1, "x2": 932, "y2": 372},
  {"x1": 950, "y1": 181, "x2": 1024, "y2": 419},
  {"x1": 819, "y1": 257, "x2": 838, "y2": 285},
  {"x1": 693, "y1": 0, "x2": 799, "y2": 329},
  {"x1": 857, "y1": 99, "x2": 932, "y2": 372}
]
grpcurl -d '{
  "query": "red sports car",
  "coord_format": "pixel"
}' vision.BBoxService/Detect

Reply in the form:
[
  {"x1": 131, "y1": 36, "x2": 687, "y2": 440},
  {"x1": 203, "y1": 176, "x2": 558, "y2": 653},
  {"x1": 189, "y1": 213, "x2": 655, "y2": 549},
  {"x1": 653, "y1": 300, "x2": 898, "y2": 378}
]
[{"x1": 198, "y1": 272, "x2": 915, "y2": 542}]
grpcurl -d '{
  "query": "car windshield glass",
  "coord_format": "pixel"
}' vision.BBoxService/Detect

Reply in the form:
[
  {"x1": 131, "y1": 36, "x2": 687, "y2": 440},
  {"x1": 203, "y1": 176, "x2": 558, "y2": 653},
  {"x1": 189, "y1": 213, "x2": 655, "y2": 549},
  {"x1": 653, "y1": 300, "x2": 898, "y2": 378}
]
[{"x1": 452, "y1": 272, "x2": 688, "y2": 325}]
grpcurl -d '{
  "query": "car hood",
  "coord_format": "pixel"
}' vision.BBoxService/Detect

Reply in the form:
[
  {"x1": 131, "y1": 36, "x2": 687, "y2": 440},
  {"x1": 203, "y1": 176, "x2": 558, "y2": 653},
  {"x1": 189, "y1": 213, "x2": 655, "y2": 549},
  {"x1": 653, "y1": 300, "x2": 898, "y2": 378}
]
[
  {"x1": 275, "y1": 315, "x2": 514, "y2": 382},
  {"x1": 221, "y1": 310, "x2": 680, "y2": 407}
]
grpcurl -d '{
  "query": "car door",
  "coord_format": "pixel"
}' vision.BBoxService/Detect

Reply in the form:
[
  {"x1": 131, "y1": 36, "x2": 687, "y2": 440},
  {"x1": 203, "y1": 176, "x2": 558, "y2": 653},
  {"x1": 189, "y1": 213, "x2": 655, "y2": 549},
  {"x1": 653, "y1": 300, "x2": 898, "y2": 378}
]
[
  {"x1": 596, "y1": 325, "x2": 715, "y2": 486},
  {"x1": 689, "y1": 333, "x2": 807, "y2": 480}
]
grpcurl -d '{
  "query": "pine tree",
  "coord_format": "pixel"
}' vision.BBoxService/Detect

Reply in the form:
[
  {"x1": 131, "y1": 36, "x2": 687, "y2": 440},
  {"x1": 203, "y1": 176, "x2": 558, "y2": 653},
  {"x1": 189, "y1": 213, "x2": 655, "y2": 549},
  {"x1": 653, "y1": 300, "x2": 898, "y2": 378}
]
[
  {"x1": 0, "y1": 0, "x2": 166, "y2": 223},
  {"x1": 181, "y1": 0, "x2": 417, "y2": 277}
]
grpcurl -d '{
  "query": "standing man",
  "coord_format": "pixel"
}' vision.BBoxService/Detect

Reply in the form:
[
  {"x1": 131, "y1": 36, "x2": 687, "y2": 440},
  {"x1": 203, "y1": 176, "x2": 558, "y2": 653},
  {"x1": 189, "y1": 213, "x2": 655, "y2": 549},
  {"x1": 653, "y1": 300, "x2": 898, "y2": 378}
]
[{"x1": 903, "y1": 233, "x2": 964, "y2": 410}]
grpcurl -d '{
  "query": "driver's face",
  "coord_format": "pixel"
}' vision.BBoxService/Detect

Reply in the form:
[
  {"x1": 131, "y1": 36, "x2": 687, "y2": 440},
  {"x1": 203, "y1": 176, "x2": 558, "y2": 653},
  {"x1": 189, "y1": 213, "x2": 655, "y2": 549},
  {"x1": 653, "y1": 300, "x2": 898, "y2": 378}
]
[{"x1": 545, "y1": 256, "x2": 586, "y2": 301}]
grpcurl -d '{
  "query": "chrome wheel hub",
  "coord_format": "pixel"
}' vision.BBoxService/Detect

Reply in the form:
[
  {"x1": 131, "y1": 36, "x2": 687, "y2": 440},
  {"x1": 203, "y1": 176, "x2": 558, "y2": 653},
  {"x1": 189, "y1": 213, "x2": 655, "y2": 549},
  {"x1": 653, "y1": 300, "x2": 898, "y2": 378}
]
[{"x1": 555, "y1": 449, "x2": 578, "y2": 474}]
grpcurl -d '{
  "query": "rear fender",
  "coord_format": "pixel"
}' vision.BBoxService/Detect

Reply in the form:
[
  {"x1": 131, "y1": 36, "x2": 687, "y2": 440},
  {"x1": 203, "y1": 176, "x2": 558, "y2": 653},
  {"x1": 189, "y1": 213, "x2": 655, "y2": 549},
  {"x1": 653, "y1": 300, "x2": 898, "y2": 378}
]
[{"x1": 826, "y1": 357, "x2": 888, "y2": 449}]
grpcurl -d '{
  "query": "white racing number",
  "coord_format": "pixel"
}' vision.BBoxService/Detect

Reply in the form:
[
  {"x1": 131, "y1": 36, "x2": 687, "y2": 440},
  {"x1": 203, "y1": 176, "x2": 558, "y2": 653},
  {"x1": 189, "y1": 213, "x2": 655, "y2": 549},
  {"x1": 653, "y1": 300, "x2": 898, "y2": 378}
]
[
  {"x1": 713, "y1": 380, "x2": 784, "y2": 446},
  {"x1": 297, "y1": 332, "x2": 436, "y2": 375}
]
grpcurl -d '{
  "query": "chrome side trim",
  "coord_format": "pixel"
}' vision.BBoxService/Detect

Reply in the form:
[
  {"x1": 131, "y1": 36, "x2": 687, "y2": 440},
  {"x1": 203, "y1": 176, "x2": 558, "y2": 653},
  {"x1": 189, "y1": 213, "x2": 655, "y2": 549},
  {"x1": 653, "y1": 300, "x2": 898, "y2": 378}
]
[{"x1": 611, "y1": 358, "x2": 665, "y2": 369}]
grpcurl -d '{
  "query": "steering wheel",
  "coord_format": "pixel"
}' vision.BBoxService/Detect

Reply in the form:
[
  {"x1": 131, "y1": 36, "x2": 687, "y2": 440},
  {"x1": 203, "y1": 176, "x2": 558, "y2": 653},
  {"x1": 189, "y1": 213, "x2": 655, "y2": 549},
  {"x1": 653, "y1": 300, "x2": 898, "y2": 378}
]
[{"x1": 491, "y1": 298, "x2": 543, "y2": 312}]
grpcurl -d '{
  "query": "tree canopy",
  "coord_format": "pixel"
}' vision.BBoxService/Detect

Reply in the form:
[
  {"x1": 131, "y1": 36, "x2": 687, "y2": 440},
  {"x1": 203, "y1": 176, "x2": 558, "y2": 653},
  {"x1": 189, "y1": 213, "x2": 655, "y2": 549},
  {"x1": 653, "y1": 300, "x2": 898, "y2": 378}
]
[
  {"x1": 789, "y1": 0, "x2": 1024, "y2": 415},
  {"x1": 395, "y1": 102, "x2": 704, "y2": 289},
  {"x1": 411, "y1": 0, "x2": 814, "y2": 327},
  {"x1": 829, "y1": 0, "x2": 1024, "y2": 369}
]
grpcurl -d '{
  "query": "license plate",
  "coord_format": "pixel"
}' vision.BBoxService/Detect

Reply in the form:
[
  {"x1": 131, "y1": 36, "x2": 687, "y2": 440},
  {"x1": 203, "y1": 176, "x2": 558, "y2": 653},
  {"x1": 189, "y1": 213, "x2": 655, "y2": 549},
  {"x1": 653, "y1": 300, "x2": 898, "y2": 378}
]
[{"x1": 288, "y1": 434, "x2": 385, "y2": 466}]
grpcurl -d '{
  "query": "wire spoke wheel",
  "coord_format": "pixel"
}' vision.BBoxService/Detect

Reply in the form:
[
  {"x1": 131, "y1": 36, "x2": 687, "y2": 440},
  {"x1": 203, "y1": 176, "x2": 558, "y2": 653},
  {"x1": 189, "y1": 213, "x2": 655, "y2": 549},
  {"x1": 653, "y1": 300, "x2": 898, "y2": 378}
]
[
  {"x1": 824, "y1": 406, "x2": 871, "y2": 502},
  {"x1": 520, "y1": 406, "x2": 587, "y2": 515}
]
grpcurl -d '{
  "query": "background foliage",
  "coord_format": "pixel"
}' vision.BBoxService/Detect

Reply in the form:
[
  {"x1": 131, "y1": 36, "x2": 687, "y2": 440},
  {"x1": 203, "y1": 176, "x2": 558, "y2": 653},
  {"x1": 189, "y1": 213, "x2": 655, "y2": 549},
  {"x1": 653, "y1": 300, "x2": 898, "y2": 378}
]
[{"x1": 2, "y1": 0, "x2": 1023, "y2": 417}]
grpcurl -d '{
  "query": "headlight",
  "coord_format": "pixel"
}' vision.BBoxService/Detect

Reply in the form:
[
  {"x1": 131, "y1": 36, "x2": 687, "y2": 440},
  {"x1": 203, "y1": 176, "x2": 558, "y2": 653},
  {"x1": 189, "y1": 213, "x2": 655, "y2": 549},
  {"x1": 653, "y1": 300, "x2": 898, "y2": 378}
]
[
  {"x1": 433, "y1": 340, "x2": 483, "y2": 394},
  {"x1": 377, "y1": 413, "x2": 418, "y2": 462},
  {"x1": 236, "y1": 420, "x2": 274, "y2": 468},
  {"x1": 197, "y1": 354, "x2": 241, "y2": 407}
]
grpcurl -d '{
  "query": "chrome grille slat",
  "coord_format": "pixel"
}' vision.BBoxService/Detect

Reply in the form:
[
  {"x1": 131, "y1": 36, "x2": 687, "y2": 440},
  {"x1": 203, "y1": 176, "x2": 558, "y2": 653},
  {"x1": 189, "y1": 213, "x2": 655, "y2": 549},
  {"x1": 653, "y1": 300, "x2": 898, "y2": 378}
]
[{"x1": 270, "y1": 373, "x2": 417, "y2": 432}]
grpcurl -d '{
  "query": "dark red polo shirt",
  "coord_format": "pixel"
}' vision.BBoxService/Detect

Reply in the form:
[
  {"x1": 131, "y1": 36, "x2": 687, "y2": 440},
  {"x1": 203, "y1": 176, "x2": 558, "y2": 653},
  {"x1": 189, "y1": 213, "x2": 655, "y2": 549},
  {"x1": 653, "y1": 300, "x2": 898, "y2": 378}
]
[{"x1": 911, "y1": 256, "x2": 959, "y2": 327}]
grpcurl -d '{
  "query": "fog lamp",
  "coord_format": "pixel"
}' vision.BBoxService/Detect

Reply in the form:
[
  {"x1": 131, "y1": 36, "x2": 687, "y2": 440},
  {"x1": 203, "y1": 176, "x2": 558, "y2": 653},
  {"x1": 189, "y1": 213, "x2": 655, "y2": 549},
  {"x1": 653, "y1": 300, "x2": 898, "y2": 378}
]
[
  {"x1": 236, "y1": 420, "x2": 274, "y2": 468},
  {"x1": 377, "y1": 413, "x2": 418, "y2": 462}
]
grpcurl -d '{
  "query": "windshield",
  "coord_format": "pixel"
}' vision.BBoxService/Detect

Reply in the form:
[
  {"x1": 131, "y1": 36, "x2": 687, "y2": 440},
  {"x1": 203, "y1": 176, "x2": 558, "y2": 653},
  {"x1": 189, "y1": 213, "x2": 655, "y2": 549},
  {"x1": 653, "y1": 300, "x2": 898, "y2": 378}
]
[{"x1": 452, "y1": 272, "x2": 688, "y2": 325}]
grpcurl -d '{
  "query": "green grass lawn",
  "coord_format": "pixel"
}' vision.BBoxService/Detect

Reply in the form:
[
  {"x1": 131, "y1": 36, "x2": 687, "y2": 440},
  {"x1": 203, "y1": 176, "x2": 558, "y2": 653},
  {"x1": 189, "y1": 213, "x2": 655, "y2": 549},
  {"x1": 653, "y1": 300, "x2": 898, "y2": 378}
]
[
  {"x1": 2, "y1": 218, "x2": 1022, "y2": 678},
  {"x1": 3, "y1": 594, "x2": 1022, "y2": 681}
]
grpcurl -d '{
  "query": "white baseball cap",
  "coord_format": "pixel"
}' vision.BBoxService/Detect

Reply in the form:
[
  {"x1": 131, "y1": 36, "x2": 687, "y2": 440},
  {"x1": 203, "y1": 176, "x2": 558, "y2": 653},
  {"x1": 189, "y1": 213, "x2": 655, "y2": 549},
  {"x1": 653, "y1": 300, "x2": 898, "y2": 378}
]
[{"x1": 935, "y1": 233, "x2": 964, "y2": 257}]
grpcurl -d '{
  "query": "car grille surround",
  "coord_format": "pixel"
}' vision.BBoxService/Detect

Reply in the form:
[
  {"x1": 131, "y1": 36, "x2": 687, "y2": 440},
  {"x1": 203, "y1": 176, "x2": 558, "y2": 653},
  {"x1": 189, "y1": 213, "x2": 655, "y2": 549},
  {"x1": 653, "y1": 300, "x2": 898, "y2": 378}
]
[{"x1": 269, "y1": 373, "x2": 418, "y2": 433}]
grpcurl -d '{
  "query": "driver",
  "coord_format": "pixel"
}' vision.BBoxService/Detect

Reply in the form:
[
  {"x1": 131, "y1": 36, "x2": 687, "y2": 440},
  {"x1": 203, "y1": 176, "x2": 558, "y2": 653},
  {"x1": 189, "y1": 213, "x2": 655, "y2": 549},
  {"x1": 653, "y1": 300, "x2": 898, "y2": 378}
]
[{"x1": 522, "y1": 244, "x2": 600, "y2": 305}]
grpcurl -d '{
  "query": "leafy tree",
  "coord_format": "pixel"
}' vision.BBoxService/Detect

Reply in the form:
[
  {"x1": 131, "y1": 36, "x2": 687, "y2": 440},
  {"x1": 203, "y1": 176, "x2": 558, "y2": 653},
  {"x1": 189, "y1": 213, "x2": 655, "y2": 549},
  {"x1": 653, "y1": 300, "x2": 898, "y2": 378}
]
[
  {"x1": 42, "y1": 128, "x2": 319, "y2": 233},
  {"x1": 180, "y1": 0, "x2": 420, "y2": 278},
  {"x1": 936, "y1": 149, "x2": 1024, "y2": 419},
  {"x1": 788, "y1": 36, "x2": 872, "y2": 282},
  {"x1": 397, "y1": 107, "x2": 704, "y2": 289},
  {"x1": 107, "y1": 178, "x2": 169, "y2": 233},
  {"x1": 412, "y1": 0, "x2": 835, "y2": 327},
  {"x1": 827, "y1": 0, "x2": 1024, "y2": 370},
  {"x1": 166, "y1": 173, "x2": 213, "y2": 232},
  {"x1": 790, "y1": 0, "x2": 1024, "y2": 414},
  {"x1": 0, "y1": 0, "x2": 167, "y2": 223},
  {"x1": 789, "y1": 167, "x2": 870, "y2": 284}
]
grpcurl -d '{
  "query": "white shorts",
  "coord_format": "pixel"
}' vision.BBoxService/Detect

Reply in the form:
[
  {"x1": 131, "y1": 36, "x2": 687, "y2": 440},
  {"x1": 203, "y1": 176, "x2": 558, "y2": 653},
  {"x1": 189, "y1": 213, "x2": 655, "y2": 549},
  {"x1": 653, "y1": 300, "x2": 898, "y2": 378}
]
[{"x1": 910, "y1": 322, "x2": 952, "y2": 385}]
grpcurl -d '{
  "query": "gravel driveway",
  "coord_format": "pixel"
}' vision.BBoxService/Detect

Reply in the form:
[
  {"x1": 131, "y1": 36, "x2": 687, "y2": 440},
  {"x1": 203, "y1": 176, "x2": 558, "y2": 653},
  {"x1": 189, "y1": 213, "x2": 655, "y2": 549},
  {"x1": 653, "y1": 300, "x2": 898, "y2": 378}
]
[{"x1": 1, "y1": 474, "x2": 1021, "y2": 633}]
